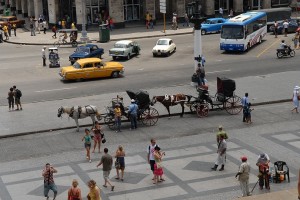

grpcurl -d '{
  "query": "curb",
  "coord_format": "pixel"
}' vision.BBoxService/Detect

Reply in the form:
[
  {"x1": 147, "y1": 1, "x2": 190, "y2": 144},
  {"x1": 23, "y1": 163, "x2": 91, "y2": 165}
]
[
  {"x1": 3, "y1": 31, "x2": 193, "y2": 46},
  {"x1": 0, "y1": 98, "x2": 291, "y2": 139}
]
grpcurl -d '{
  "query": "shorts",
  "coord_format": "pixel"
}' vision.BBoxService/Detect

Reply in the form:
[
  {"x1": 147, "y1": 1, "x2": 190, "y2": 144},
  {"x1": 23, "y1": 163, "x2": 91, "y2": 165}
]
[
  {"x1": 44, "y1": 183, "x2": 57, "y2": 196},
  {"x1": 284, "y1": 28, "x2": 288, "y2": 33},
  {"x1": 94, "y1": 134, "x2": 101, "y2": 142},
  {"x1": 103, "y1": 170, "x2": 111, "y2": 180},
  {"x1": 84, "y1": 143, "x2": 91, "y2": 148},
  {"x1": 150, "y1": 160, "x2": 155, "y2": 172},
  {"x1": 15, "y1": 98, "x2": 20, "y2": 104}
]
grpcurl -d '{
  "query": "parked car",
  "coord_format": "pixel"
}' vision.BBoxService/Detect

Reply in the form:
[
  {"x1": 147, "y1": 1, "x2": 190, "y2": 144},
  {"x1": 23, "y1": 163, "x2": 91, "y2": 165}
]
[
  {"x1": 152, "y1": 38, "x2": 176, "y2": 57},
  {"x1": 269, "y1": 19, "x2": 299, "y2": 34},
  {"x1": 0, "y1": 16, "x2": 25, "y2": 28},
  {"x1": 59, "y1": 58, "x2": 124, "y2": 81},
  {"x1": 201, "y1": 18, "x2": 228, "y2": 35},
  {"x1": 109, "y1": 40, "x2": 140, "y2": 60},
  {"x1": 69, "y1": 44, "x2": 104, "y2": 64}
]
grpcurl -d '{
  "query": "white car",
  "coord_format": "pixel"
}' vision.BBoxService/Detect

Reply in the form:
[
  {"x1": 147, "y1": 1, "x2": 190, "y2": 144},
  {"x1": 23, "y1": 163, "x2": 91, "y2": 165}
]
[
  {"x1": 152, "y1": 38, "x2": 176, "y2": 57},
  {"x1": 109, "y1": 40, "x2": 140, "y2": 60}
]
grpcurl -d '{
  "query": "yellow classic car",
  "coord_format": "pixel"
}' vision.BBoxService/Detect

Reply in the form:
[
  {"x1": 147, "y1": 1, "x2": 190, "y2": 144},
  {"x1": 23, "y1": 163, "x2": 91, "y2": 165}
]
[{"x1": 59, "y1": 58, "x2": 124, "y2": 81}]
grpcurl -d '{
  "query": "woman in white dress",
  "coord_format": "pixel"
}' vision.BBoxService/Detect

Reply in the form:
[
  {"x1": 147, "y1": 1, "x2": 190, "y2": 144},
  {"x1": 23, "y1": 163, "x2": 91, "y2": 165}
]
[{"x1": 291, "y1": 86, "x2": 300, "y2": 113}]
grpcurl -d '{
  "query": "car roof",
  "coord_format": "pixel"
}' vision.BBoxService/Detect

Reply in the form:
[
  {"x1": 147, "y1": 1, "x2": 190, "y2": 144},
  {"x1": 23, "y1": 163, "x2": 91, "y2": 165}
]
[
  {"x1": 115, "y1": 40, "x2": 133, "y2": 45},
  {"x1": 77, "y1": 58, "x2": 101, "y2": 64},
  {"x1": 158, "y1": 38, "x2": 172, "y2": 41},
  {"x1": 206, "y1": 18, "x2": 225, "y2": 21},
  {"x1": 83, "y1": 43, "x2": 96, "y2": 48}
]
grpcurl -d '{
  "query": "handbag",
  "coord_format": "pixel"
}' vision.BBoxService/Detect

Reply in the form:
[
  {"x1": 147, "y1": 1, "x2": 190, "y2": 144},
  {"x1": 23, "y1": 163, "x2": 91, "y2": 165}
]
[
  {"x1": 115, "y1": 159, "x2": 120, "y2": 168},
  {"x1": 101, "y1": 137, "x2": 106, "y2": 144}
]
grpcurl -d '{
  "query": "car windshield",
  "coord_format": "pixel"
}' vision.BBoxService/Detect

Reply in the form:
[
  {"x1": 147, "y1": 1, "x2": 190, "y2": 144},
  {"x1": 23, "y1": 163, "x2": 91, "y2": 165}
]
[
  {"x1": 157, "y1": 40, "x2": 168, "y2": 45},
  {"x1": 73, "y1": 62, "x2": 81, "y2": 69},
  {"x1": 114, "y1": 43, "x2": 126, "y2": 48},
  {"x1": 221, "y1": 25, "x2": 244, "y2": 39},
  {"x1": 75, "y1": 46, "x2": 90, "y2": 54}
]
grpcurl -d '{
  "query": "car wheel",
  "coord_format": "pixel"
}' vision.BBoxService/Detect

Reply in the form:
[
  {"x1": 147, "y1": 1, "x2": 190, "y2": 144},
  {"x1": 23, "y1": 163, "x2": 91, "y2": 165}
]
[
  {"x1": 201, "y1": 30, "x2": 206, "y2": 35},
  {"x1": 112, "y1": 56, "x2": 116, "y2": 61},
  {"x1": 174, "y1": 47, "x2": 176, "y2": 52},
  {"x1": 153, "y1": 53, "x2": 156, "y2": 57},
  {"x1": 70, "y1": 61, "x2": 74, "y2": 65},
  {"x1": 167, "y1": 51, "x2": 170, "y2": 57},
  {"x1": 99, "y1": 54, "x2": 102, "y2": 59},
  {"x1": 111, "y1": 71, "x2": 119, "y2": 78},
  {"x1": 127, "y1": 54, "x2": 131, "y2": 60}
]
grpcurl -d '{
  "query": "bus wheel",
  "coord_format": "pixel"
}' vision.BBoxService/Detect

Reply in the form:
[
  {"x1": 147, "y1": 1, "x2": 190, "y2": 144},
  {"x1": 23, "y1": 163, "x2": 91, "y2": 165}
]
[{"x1": 246, "y1": 43, "x2": 250, "y2": 51}]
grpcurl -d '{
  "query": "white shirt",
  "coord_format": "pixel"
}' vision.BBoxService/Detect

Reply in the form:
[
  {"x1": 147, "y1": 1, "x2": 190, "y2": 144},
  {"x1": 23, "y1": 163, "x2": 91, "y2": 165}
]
[
  {"x1": 147, "y1": 144, "x2": 157, "y2": 161},
  {"x1": 283, "y1": 21, "x2": 289, "y2": 28},
  {"x1": 42, "y1": 49, "x2": 46, "y2": 57},
  {"x1": 279, "y1": 43, "x2": 287, "y2": 49},
  {"x1": 172, "y1": 16, "x2": 177, "y2": 23},
  {"x1": 219, "y1": 8, "x2": 223, "y2": 14}
]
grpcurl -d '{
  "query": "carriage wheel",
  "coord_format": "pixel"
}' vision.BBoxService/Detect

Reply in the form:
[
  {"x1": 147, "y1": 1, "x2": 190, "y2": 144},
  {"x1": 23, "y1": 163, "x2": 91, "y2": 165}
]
[
  {"x1": 225, "y1": 95, "x2": 243, "y2": 115},
  {"x1": 196, "y1": 103, "x2": 209, "y2": 118},
  {"x1": 141, "y1": 107, "x2": 159, "y2": 126},
  {"x1": 104, "y1": 116, "x2": 115, "y2": 130}
]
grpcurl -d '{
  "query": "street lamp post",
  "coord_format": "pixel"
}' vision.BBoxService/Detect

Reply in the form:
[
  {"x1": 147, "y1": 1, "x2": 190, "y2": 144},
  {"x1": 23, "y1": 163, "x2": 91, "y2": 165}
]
[
  {"x1": 80, "y1": 0, "x2": 89, "y2": 42},
  {"x1": 189, "y1": 0, "x2": 206, "y2": 73}
]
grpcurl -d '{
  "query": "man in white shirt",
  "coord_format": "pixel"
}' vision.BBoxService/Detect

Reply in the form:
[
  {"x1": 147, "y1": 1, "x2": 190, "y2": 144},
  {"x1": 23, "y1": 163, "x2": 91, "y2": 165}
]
[
  {"x1": 147, "y1": 138, "x2": 158, "y2": 179},
  {"x1": 219, "y1": 7, "x2": 223, "y2": 18},
  {"x1": 283, "y1": 19, "x2": 289, "y2": 37}
]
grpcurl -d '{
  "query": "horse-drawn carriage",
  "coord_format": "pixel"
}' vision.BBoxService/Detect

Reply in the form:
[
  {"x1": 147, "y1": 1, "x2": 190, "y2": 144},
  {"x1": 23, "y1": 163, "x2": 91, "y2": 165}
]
[
  {"x1": 187, "y1": 77, "x2": 242, "y2": 117},
  {"x1": 103, "y1": 90, "x2": 159, "y2": 129}
]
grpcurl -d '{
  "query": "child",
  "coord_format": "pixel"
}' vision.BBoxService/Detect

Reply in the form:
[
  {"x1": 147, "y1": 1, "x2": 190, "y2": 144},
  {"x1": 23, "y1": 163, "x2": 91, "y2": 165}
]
[
  {"x1": 244, "y1": 103, "x2": 253, "y2": 124},
  {"x1": 82, "y1": 129, "x2": 92, "y2": 162}
]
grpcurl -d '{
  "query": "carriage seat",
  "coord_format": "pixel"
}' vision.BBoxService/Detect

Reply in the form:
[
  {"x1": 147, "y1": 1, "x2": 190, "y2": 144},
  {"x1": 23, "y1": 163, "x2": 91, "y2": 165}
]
[{"x1": 273, "y1": 161, "x2": 290, "y2": 183}]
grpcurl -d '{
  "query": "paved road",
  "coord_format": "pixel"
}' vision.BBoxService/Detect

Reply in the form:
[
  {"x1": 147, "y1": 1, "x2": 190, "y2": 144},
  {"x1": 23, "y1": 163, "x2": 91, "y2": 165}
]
[{"x1": 0, "y1": 102, "x2": 299, "y2": 200}]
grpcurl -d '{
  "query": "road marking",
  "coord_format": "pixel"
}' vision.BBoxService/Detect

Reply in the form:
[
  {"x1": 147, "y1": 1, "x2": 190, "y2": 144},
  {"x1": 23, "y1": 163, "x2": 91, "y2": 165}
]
[
  {"x1": 256, "y1": 38, "x2": 279, "y2": 58},
  {"x1": 206, "y1": 69, "x2": 231, "y2": 74},
  {"x1": 35, "y1": 87, "x2": 77, "y2": 93}
]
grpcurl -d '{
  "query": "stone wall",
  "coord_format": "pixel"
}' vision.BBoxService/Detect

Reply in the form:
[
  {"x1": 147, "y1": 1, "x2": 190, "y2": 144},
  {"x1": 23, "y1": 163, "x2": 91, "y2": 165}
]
[{"x1": 108, "y1": 0, "x2": 124, "y2": 28}]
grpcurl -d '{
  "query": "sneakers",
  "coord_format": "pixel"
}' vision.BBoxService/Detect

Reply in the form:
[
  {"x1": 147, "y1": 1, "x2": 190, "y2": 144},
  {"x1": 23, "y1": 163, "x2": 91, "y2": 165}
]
[
  {"x1": 89, "y1": 159, "x2": 92, "y2": 163},
  {"x1": 111, "y1": 186, "x2": 115, "y2": 191}
]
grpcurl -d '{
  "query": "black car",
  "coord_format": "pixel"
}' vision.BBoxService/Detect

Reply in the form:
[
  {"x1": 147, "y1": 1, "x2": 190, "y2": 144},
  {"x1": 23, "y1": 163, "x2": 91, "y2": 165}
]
[{"x1": 269, "y1": 19, "x2": 299, "y2": 34}]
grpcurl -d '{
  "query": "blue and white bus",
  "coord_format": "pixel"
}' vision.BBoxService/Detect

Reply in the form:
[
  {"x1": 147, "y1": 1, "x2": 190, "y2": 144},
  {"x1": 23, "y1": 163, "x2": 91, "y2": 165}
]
[{"x1": 220, "y1": 12, "x2": 267, "y2": 52}]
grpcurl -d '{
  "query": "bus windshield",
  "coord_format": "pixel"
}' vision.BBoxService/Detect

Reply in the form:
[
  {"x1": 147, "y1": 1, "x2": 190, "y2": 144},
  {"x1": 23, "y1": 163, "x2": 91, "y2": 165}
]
[{"x1": 221, "y1": 25, "x2": 244, "y2": 39}]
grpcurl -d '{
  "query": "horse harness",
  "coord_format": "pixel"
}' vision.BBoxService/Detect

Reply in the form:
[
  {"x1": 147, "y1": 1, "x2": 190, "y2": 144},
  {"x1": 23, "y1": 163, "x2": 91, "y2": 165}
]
[
  {"x1": 69, "y1": 105, "x2": 96, "y2": 118},
  {"x1": 164, "y1": 94, "x2": 183, "y2": 106}
]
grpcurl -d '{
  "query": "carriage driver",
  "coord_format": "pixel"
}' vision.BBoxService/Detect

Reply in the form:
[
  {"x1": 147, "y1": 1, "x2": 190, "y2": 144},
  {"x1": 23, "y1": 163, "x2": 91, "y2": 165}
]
[{"x1": 128, "y1": 99, "x2": 139, "y2": 130}]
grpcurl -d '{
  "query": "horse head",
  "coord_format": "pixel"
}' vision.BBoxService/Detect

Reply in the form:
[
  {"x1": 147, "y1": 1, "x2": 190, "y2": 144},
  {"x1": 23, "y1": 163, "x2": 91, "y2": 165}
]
[{"x1": 57, "y1": 106, "x2": 64, "y2": 117}]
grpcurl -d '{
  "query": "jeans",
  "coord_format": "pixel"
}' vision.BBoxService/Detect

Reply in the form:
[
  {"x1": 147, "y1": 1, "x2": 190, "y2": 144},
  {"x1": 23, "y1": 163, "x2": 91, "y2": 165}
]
[
  {"x1": 198, "y1": 76, "x2": 205, "y2": 86},
  {"x1": 115, "y1": 117, "x2": 121, "y2": 131},
  {"x1": 130, "y1": 114, "x2": 137, "y2": 129},
  {"x1": 44, "y1": 183, "x2": 57, "y2": 197}
]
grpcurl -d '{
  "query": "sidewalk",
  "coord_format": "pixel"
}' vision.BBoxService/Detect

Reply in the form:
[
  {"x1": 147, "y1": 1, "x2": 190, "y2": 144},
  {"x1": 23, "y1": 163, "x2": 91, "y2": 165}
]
[
  {"x1": 241, "y1": 189, "x2": 298, "y2": 200},
  {"x1": 4, "y1": 24, "x2": 194, "y2": 45}
]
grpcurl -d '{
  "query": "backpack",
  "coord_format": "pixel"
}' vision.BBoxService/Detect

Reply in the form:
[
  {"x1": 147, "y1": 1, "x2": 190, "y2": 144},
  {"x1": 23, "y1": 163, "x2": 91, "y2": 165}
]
[{"x1": 16, "y1": 89, "x2": 22, "y2": 98}]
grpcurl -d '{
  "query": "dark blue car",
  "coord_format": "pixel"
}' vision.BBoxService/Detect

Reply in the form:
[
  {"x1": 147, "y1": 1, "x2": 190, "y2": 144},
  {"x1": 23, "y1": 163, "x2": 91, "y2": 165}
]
[
  {"x1": 269, "y1": 19, "x2": 299, "y2": 34},
  {"x1": 69, "y1": 44, "x2": 104, "y2": 64}
]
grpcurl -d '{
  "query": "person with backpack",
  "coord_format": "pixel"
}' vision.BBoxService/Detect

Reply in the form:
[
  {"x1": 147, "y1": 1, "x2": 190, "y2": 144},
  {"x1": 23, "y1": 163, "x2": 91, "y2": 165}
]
[
  {"x1": 67, "y1": 179, "x2": 82, "y2": 200},
  {"x1": 13, "y1": 85, "x2": 22, "y2": 110}
]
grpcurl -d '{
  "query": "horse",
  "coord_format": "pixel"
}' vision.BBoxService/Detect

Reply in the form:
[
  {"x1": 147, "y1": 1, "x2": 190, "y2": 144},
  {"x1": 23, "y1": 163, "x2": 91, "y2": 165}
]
[
  {"x1": 57, "y1": 105, "x2": 102, "y2": 132},
  {"x1": 151, "y1": 94, "x2": 189, "y2": 118}
]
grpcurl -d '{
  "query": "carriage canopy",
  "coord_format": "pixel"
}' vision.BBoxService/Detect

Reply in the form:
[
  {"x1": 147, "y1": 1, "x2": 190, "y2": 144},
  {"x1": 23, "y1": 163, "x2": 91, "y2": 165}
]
[
  {"x1": 217, "y1": 77, "x2": 236, "y2": 97},
  {"x1": 126, "y1": 90, "x2": 151, "y2": 109}
]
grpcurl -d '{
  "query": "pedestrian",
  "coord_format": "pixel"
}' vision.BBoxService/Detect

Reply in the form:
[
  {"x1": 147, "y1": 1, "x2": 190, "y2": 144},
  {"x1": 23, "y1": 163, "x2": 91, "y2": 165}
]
[
  {"x1": 91, "y1": 121, "x2": 102, "y2": 153},
  {"x1": 229, "y1": 8, "x2": 234, "y2": 17},
  {"x1": 183, "y1": 13, "x2": 189, "y2": 27},
  {"x1": 42, "y1": 163, "x2": 58, "y2": 200},
  {"x1": 256, "y1": 153, "x2": 270, "y2": 190},
  {"x1": 82, "y1": 128, "x2": 92, "y2": 163},
  {"x1": 12, "y1": 23, "x2": 16, "y2": 36},
  {"x1": 196, "y1": 63, "x2": 205, "y2": 86},
  {"x1": 71, "y1": 22, "x2": 76, "y2": 29},
  {"x1": 147, "y1": 138, "x2": 158, "y2": 180},
  {"x1": 283, "y1": 19, "x2": 289, "y2": 37},
  {"x1": 42, "y1": 46, "x2": 47, "y2": 67},
  {"x1": 293, "y1": 32, "x2": 299, "y2": 49},
  {"x1": 244, "y1": 103, "x2": 253, "y2": 124},
  {"x1": 30, "y1": 21, "x2": 35, "y2": 36},
  {"x1": 67, "y1": 179, "x2": 82, "y2": 200},
  {"x1": 211, "y1": 135, "x2": 227, "y2": 171},
  {"x1": 87, "y1": 180, "x2": 101, "y2": 200},
  {"x1": 172, "y1": 15, "x2": 178, "y2": 30},
  {"x1": 109, "y1": 18, "x2": 114, "y2": 31},
  {"x1": 219, "y1": 7, "x2": 223, "y2": 18},
  {"x1": 3, "y1": 25, "x2": 9, "y2": 40},
  {"x1": 7, "y1": 22, "x2": 11, "y2": 37},
  {"x1": 114, "y1": 145, "x2": 125, "y2": 181},
  {"x1": 13, "y1": 85, "x2": 22, "y2": 110},
  {"x1": 149, "y1": 15, "x2": 154, "y2": 29},
  {"x1": 216, "y1": 125, "x2": 228, "y2": 144},
  {"x1": 291, "y1": 86, "x2": 300, "y2": 113},
  {"x1": 145, "y1": 11, "x2": 150, "y2": 29},
  {"x1": 7, "y1": 87, "x2": 14, "y2": 111},
  {"x1": 62, "y1": 19, "x2": 66, "y2": 29},
  {"x1": 153, "y1": 146, "x2": 165, "y2": 184},
  {"x1": 43, "y1": 20, "x2": 47, "y2": 34},
  {"x1": 241, "y1": 93, "x2": 249, "y2": 122},
  {"x1": 51, "y1": 25, "x2": 57, "y2": 39},
  {"x1": 128, "y1": 99, "x2": 138, "y2": 130},
  {"x1": 235, "y1": 156, "x2": 251, "y2": 197},
  {"x1": 96, "y1": 148, "x2": 115, "y2": 191},
  {"x1": 274, "y1": 21, "x2": 278, "y2": 38},
  {"x1": 114, "y1": 104, "x2": 121, "y2": 132}
]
